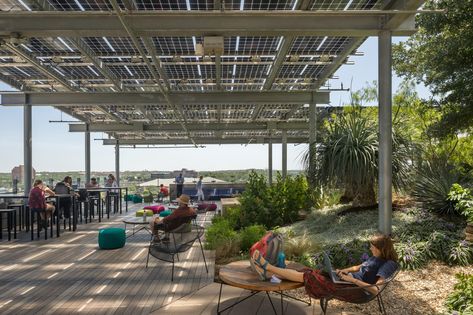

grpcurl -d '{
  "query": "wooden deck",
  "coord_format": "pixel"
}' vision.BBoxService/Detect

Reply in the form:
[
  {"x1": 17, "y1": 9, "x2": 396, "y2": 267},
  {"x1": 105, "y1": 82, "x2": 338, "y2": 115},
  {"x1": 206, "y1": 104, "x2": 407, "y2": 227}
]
[{"x1": 0, "y1": 203, "x2": 215, "y2": 314}]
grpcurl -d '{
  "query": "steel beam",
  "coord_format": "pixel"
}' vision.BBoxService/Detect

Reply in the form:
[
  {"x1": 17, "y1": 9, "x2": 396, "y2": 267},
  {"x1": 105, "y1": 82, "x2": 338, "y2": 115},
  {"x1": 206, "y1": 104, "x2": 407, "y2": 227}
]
[
  {"x1": 1, "y1": 91, "x2": 329, "y2": 106},
  {"x1": 85, "y1": 125, "x2": 91, "y2": 184},
  {"x1": 103, "y1": 137, "x2": 307, "y2": 145},
  {"x1": 308, "y1": 102, "x2": 317, "y2": 184},
  {"x1": 264, "y1": 37, "x2": 294, "y2": 90},
  {"x1": 268, "y1": 136, "x2": 273, "y2": 185},
  {"x1": 24, "y1": 104, "x2": 32, "y2": 194},
  {"x1": 115, "y1": 141, "x2": 120, "y2": 186},
  {"x1": 378, "y1": 31, "x2": 393, "y2": 236},
  {"x1": 0, "y1": 11, "x2": 418, "y2": 37},
  {"x1": 69, "y1": 121, "x2": 309, "y2": 132}
]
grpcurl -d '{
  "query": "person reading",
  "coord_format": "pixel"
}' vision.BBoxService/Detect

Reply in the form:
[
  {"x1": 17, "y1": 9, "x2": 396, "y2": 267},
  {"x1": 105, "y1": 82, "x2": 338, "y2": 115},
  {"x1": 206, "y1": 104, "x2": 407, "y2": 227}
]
[{"x1": 250, "y1": 234, "x2": 398, "y2": 299}]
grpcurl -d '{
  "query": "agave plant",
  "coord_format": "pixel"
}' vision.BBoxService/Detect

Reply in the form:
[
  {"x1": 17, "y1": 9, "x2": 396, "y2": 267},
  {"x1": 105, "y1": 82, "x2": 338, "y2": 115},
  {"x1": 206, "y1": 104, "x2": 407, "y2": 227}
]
[
  {"x1": 412, "y1": 157, "x2": 459, "y2": 214},
  {"x1": 303, "y1": 106, "x2": 412, "y2": 207}
]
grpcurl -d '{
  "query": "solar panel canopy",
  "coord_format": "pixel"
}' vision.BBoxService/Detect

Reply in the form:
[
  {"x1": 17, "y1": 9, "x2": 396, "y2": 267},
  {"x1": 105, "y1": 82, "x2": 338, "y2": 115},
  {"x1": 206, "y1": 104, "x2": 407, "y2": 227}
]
[{"x1": 0, "y1": 0, "x2": 422, "y2": 145}]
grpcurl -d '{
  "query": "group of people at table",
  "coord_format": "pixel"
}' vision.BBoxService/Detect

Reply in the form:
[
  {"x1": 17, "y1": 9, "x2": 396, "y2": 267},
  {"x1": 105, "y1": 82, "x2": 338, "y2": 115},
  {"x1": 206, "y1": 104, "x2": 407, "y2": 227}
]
[{"x1": 28, "y1": 174, "x2": 118, "y2": 229}]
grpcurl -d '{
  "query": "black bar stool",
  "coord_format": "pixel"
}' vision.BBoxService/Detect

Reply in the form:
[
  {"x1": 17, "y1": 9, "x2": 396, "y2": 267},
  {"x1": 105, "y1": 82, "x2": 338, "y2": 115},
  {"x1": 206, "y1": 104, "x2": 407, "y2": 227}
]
[{"x1": 0, "y1": 208, "x2": 17, "y2": 241}]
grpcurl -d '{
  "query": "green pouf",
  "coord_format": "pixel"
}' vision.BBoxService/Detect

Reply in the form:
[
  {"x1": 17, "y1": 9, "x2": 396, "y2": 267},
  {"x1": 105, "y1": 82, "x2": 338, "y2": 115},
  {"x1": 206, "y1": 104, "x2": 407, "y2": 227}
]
[
  {"x1": 98, "y1": 228, "x2": 126, "y2": 250},
  {"x1": 159, "y1": 210, "x2": 172, "y2": 217},
  {"x1": 124, "y1": 194, "x2": 133, "y2": 201},
  {"x1": 136, "y1": 209, "x2": 154, "y2": 217},
  {"x1": 132, "y1": 195, "x2": 143, "y2": 203}
]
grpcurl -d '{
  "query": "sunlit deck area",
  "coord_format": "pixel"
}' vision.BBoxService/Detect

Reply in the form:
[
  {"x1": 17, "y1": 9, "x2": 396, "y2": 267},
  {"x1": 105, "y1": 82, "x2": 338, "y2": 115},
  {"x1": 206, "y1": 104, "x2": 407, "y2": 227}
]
[{"x1": 0, "y1": 203, "x2": 215, "y2": 314}]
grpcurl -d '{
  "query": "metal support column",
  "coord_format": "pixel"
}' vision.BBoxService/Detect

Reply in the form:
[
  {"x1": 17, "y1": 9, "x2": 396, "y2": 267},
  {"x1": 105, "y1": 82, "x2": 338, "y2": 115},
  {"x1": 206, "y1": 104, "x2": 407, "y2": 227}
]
[
  {"x1": 378, "y1": 31, "x2": 393, "y2": 235},
  {"x1": 24, "y1": 104, "x2": 32, "y2": 194},
  {"x1": 115, "y1": 141, "x2": 120, "y2": 186},
  {"x1": 309, "y1": 100, "x2": 317, "y2": 186},
  {"x1": 268, "y1": 136, "x2": 273, "y2": 185},
  {"x1": 85, "y1": 124, "x2": 91, "y2": 185},
  {"x1": 282, "y1": 130, "x2": 287, "y2": 179}
]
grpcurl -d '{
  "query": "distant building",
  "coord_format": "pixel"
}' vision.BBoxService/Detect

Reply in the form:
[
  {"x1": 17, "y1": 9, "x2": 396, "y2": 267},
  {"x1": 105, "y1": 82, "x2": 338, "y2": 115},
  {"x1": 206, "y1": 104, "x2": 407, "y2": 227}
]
[
  {"x1": 170, "y1": 168, "x2": 198, "y2": 178},
  {"x1": 150, "y1": 171, "x2": 170, "y2": 180},
  {"x1": 11, "y1": 165, "x2": 36, "y2": 183}
]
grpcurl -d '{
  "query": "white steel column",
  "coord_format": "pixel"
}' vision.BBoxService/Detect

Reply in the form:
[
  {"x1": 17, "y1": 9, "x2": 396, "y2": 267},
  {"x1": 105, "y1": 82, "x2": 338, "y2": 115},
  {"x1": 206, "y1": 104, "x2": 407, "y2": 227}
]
[
  {"x1": 115, "y1": 141, "x2": 120, "y2": 186},
  {"x1": 85, "y1": 124, "x2": 91, "y2": 185},
  {"x1": 268, "y1": 136, "x2": 273, "y2": 185},
  {"x1": 282, "y1": 130, "x2": 287, "y2": 179},
  {"x1": 24, "y1": 104, "x2": 32, "y2": 194},
  {"x1": 378, "y1": 31, "x2": 393, "y2": 235},
  {"x1": 309, "y1": 101, "x2": 317, "y2": 185}
]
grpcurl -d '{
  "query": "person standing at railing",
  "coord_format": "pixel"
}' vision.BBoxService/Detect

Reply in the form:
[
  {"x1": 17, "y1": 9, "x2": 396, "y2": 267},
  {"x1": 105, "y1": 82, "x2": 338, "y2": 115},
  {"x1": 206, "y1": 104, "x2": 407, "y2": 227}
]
[
  {"x1": 175, "y1": 173, "x2": 184, "y2": 198},
  {"x1": 196, "y1": 176, "x2": 205, "y2": 202}
]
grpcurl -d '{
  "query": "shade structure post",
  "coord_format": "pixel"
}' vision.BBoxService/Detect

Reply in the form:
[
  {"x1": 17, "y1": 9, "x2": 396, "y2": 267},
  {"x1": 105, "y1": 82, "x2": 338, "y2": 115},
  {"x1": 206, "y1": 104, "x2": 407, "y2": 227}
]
[
  {"x1": 378, "y1": 30, "x2": 393, "y2": 235},
  {"x1": 85, "y1": 124, "x2": 91, "y2": 185},
  {"x1": 115, "y1": 141, "x2": 120, "y2": 186},
  {"x1": 282, "y1": 130, "x2": 287, "y2": 179},
  {"x1": 309, "y1": 100, "x2": 317, "y2": 186},
  {"x1": 24, "y1": 104, "x2": 32, "y2": 194},
  {"x1": 268, "y1": 136, "x2": 273, "y2": 185}
]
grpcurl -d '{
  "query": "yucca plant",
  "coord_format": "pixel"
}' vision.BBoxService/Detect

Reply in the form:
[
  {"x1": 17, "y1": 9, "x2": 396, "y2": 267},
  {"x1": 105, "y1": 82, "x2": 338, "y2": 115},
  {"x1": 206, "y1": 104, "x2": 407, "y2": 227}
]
[{"x1": 303, "y1": 107, "x2": 412, "y2": 207}]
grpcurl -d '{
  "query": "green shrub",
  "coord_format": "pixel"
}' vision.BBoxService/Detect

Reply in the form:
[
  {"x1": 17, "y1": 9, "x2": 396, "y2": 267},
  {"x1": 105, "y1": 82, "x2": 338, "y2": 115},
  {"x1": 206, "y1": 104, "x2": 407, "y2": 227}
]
[
  {"x1": 395, "y1": 241, "x2": 428, "y2": 270},
  {"x1": 448, "y1": 183, "x2": 473, "y2": 222},
  {"x1": 239, "y1": 170, "x2": 309, "y2": 229},
  {"x1": 448, "y1": 240, "x2": 473, "y2": 266},
  {"x1": 239, "y1": 225, "x2": 266, "y2": 252},
  {"x1": 223, "y1": 206, "x2": 242, "y2": 229},
  {"x1": 205, "y1": 218, "x2": 238, "y2": 250},
  {"x1": 446, "y1": 273, "x2": 473, "y2": 314}
]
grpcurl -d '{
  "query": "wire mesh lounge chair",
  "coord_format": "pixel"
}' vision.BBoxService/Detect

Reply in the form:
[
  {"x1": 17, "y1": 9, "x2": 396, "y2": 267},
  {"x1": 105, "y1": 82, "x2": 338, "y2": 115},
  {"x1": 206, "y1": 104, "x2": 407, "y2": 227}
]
[
  {"x1": 146, "y1": 219, "x2": 208, "y2": 281},
  {"x1": 319, "y1": 269, "x2": 399, "y2": 315}
]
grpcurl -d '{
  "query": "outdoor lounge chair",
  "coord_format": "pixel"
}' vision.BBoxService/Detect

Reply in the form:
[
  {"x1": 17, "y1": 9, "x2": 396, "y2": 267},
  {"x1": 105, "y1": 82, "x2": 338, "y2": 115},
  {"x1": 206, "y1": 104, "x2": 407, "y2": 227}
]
[
  {"x1": 146, "y1": 219, "x2": 208, "y2": 281},
  {"x1": 319, "y1": 269, "x2": 399, "y2": 315}
]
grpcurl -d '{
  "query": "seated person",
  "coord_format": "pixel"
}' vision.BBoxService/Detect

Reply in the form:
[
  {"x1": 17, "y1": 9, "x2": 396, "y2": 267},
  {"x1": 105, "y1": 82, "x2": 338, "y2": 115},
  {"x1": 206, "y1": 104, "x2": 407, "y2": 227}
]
[
  {"x1": 54, "y1": 176, "x2": 76, "y2": 219},
  {"x1": 29, "y1": 179, "x2": 56, "y2": 229},
  {"x1": 251, "y1": 234, "x2": 398, "y2": 299},
  {"x1": 85, "y1": 177, "x2": 100, "y2": 189},
  {"x1": 151, "y1": 194, "x2": 196, "y2": 242},
  {"x1": 157, "y1": 184, "x2": 169, "y2": 201}
]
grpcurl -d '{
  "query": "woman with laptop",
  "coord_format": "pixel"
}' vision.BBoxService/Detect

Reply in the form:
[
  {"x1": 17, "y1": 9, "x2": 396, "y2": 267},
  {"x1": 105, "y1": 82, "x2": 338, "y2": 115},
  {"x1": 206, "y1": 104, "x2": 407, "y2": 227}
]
[{"x1": 251, "y1": 234, "x2": 398, "y2": 298}]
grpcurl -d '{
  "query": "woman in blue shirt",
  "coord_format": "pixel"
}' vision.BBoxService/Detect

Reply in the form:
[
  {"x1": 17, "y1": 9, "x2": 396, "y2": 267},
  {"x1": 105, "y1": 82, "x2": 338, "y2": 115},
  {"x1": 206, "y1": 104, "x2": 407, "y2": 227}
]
[{"x1": 251, "y1": 234, "x2": 398, "y2": 297}]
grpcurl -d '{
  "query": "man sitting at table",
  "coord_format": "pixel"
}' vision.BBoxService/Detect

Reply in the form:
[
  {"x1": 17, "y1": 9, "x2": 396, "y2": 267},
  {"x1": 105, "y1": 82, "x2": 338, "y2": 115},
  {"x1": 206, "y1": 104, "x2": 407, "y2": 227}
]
[
  {"x1": 151, "y1": 194, "x2": 196, "y2": 242},
  {"x1": 85, "y1": 177, "x2": 100, "y2": 189},
  {"x1": 54, "y1": 176, "x2": 76, "y2": 219},
  {"x1": 29, "y1": 179, "x2": 56, "y2": 229}
]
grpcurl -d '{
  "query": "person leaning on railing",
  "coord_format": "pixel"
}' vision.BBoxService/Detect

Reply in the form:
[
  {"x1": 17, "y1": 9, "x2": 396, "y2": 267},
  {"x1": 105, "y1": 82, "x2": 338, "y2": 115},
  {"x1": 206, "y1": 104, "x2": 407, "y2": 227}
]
[{"x1": 28, "y1": 179, "x2": 56, "y2": 230}]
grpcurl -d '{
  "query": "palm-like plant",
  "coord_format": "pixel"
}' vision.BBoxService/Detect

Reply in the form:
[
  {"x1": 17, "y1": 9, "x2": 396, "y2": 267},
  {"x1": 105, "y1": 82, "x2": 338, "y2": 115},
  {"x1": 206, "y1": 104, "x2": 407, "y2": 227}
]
[{"x1": 303, "y1": 107, "x2": 411, "y2": 207}]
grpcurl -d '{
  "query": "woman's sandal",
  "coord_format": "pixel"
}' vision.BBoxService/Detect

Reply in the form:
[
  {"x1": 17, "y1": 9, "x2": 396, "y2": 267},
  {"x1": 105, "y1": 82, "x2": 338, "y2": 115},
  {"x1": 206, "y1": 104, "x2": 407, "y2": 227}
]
[{"x1": 251, "y1": 252, "x2": 269, "y2": 281}]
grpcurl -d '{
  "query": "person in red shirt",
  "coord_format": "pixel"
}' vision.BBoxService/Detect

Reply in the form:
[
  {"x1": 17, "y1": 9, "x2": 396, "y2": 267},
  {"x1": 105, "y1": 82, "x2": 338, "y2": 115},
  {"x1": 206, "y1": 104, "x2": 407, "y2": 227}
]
[
  {"x1": 157, "y1": 184, "x2": 169, "y2": 202},
  {"x1": 28, "y1": 179, "x2": 56, "y2": 228},
  {"x1": 152, "y1": 194, "x2": 196, "y2": 242}
]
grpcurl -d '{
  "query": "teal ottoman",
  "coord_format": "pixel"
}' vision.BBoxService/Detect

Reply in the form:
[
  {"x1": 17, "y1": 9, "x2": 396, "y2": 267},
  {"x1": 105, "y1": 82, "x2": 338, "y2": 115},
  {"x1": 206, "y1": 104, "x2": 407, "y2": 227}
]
[
  {"x1": 132, "y1": 195, "x2": 143, "y2": 203},
  {"x1": 159, "y1": 210, "x2": 172, "y2": 217},
  {"x1": 98, "y1": 228, "x2": 126, "y2": 249}
]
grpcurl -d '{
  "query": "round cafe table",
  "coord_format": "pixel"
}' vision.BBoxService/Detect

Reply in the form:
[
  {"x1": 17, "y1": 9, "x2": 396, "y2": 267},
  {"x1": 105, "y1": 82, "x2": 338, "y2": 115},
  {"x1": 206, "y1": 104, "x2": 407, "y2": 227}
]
[{"x1": 217, "y1": 260, "x2": 311, "y2": 315}]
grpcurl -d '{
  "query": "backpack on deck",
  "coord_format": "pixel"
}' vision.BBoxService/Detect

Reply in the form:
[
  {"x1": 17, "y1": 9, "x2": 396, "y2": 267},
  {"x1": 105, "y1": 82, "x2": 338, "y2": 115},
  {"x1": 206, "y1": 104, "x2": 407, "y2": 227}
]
[{"x1": 249, "y1": 231, "x2": 283, "y2": 266}]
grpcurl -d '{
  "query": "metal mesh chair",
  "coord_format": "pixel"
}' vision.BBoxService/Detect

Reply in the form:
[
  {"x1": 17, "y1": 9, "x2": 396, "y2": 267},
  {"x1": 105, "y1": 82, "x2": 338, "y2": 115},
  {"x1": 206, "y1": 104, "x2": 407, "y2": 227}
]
[
  {"x1": 146, "y1": 221, "x2": 208, "y2": 281},
  {"x1": 319, "y1": 269, "x2": 399, "y2": 315}
]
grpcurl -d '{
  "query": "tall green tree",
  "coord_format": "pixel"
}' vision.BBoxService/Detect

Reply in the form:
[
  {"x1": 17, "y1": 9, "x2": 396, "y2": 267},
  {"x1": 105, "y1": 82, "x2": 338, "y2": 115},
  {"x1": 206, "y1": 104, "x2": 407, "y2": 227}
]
[{"x1": 393, "y1": 0, "x2": 473, "y2": 136}]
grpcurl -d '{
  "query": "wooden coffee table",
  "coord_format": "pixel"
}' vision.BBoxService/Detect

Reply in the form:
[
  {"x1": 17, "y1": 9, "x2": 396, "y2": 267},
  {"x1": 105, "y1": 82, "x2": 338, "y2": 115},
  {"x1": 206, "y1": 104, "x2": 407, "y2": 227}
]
[{"x1": 217, "y1": 260, "x2": 311, "y2": 315}]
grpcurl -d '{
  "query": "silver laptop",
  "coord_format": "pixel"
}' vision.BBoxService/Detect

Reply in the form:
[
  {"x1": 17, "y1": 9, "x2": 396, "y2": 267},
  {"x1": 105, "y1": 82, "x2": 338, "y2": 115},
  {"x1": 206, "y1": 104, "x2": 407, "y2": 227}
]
[{"x1": 323, "y1": 252, "x2": 352, "y2": 284}]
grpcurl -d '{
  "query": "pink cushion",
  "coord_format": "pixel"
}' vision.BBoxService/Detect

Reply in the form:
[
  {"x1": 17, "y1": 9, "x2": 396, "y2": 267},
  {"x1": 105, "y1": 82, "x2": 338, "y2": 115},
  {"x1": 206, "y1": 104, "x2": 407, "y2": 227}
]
[
  {"x1": 208, "y1": 203, "x2": 217, "y2": 211},
  {"x1": 143, "y1": 205, "x2": 165, "y2": 214},
  {"x1": 197, "y1": 203, "x2": 217, "y2": 211}
]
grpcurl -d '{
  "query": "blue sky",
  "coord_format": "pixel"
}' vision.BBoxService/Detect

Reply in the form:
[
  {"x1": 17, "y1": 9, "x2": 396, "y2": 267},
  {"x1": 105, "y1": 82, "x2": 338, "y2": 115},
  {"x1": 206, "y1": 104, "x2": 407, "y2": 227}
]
[{"x1": 0, "y1": 37, "x2": 430, "y2": 173}]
